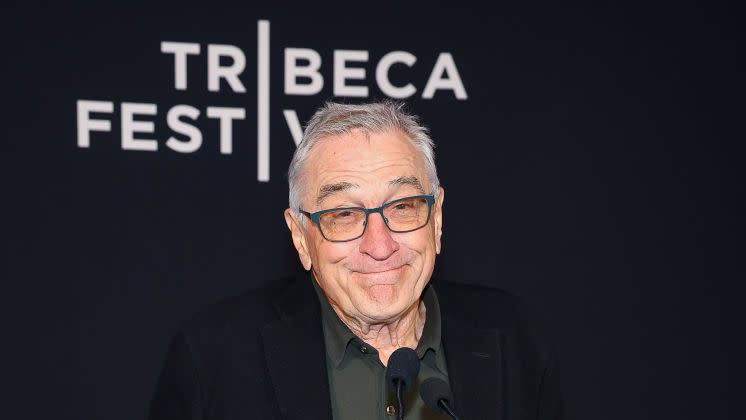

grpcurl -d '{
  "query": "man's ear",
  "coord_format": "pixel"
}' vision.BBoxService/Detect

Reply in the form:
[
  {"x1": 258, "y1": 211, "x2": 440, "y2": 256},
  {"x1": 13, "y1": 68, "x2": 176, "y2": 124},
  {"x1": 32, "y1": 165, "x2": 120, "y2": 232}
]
[
  {"x1": 284, "y1": 209, "x2": 313, "y2": 270},
  {"x1": 434, "y1": 186, "x2": 445, "y2": 254}
]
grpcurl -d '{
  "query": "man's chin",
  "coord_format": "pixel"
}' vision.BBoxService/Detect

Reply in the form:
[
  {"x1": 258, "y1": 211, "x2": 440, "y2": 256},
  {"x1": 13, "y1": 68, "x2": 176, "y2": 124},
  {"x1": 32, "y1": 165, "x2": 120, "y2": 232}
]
[
  {"x1": 366, "y1": 283, "x2": 399, "y2": 302},
  {"x1": 355, "y1": 285, "x2": 409, "y2": 320}
]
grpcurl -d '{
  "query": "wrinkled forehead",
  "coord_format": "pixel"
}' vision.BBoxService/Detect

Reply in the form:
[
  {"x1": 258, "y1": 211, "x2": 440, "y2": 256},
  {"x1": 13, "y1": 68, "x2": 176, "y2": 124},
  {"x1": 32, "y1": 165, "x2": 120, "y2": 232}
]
[{"x1": 302, "y1": 129, "x2": 428, "y2": 205}]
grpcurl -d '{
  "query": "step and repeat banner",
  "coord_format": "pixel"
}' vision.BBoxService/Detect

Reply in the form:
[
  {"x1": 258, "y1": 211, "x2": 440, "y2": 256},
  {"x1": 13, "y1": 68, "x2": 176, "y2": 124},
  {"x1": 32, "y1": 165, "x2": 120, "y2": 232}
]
[
  {"x1": 5, "y1": 4, "x2": 741, "y2": 420},
  {"x1": 75, "y1": 20, "x2": 468, "y2": 181}
]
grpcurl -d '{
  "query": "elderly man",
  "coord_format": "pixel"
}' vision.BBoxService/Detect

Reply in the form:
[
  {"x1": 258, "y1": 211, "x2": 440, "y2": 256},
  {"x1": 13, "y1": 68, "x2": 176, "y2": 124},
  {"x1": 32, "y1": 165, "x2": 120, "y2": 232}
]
[{"x1": 150, "y1": 102, "x2": 563, "y2": 419}]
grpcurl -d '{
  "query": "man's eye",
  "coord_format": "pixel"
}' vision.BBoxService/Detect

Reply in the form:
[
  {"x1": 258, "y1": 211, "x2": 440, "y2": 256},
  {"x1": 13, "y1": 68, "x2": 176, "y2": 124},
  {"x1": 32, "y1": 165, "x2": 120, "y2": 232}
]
[
  {"x1": 335, "y1": 210, "x2": 354, "y2": 218},
  {"x1": 391, "y1": 200, "x2": 420, "y2": 212}
]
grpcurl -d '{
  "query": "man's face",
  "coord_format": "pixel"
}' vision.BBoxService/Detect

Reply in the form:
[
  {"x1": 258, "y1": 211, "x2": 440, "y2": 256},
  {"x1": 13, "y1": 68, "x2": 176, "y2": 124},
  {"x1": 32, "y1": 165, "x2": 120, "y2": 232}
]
[{"x1": 285, "y1": 129, "x2": 444, "y2": 324}]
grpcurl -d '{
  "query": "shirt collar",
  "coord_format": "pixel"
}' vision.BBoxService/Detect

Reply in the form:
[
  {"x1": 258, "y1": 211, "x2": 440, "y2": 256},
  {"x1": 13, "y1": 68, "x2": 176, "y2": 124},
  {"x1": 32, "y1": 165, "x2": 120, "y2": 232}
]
[{"x1": 313, "y1": 280, "x2": 357, "y2": 367}]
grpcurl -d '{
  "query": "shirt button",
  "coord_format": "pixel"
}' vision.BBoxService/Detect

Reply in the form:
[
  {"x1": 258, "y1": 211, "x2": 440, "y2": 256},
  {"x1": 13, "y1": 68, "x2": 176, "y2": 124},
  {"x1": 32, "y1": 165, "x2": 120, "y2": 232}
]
[
  {"x1": 359, "y1": 345, "x2": 368, "y2": 353},
  {"x1": 386, "y1": 405, "x2": 396, "y2": 416}
]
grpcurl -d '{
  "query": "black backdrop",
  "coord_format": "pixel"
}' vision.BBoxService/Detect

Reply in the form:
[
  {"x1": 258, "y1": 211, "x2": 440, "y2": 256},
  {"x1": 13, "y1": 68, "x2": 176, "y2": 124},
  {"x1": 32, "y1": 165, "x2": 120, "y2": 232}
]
[{"x1": 4, "y1": 3, "x2": 744, "y2": 419}]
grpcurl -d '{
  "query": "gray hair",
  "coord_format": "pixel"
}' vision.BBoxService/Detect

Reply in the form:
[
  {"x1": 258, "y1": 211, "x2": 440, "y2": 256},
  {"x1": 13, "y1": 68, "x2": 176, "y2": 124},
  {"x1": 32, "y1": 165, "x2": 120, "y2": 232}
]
[{"x1": 288, "y1": 101, "x2": 440, "y2": 215}]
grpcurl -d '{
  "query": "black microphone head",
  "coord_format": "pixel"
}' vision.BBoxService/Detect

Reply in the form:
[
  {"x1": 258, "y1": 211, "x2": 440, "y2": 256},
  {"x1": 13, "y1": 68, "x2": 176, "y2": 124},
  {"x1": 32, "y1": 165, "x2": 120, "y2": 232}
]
[
  {"x1": 420, "y1": 377, "x2": 454, "y2": 413},
  {"x1": 385, "y1": 347, "x2": 421, "y2": 391}
]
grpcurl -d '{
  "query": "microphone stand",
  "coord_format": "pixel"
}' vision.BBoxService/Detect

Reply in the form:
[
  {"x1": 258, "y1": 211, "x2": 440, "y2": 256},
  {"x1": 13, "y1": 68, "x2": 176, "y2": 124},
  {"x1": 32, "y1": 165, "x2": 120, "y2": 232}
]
[
  {"x1": 395, "y1": 379, "x2": 405, "y2": 420},
  {"x1": 438, "y1": 399, "x2": 462, "y2": 420}
]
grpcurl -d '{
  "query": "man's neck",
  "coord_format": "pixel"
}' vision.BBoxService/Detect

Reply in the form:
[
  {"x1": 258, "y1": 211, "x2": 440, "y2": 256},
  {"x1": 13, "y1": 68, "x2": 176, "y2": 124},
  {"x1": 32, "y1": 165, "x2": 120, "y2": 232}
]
[{"x1": 330, "y1": 299, "x2": 426, "y2": 366}]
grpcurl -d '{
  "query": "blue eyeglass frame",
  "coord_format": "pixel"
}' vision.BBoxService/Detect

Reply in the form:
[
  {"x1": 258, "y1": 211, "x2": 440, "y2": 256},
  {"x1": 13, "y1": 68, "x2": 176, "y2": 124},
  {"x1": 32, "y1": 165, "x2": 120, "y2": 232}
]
[{"x1": 299, "y1": 194, "x2": 436, "y2": 242}]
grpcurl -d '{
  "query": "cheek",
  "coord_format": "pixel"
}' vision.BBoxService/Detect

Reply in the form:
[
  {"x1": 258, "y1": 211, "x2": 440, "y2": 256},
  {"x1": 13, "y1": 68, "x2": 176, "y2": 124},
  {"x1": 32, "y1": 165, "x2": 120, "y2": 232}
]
[
  {"x1": 409, "y1": 230, "x2": 438, "y2": 276},
  {"x1": 311, "y1": 239, "x2": 356, "y2": 272},
  {"x1": 395, "y1": 228, "x2": 436, "y2": 257}
]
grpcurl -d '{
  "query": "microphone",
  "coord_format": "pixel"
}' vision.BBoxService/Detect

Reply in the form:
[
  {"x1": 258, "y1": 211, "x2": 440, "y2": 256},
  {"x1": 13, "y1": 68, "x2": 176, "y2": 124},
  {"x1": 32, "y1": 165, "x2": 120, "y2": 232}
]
[
  {"x1": 420, "y1": 377, "x2": 461, "y2": 420},
  {"x1": 385, "y1": 347, "x2": 420, "y2": 420}
]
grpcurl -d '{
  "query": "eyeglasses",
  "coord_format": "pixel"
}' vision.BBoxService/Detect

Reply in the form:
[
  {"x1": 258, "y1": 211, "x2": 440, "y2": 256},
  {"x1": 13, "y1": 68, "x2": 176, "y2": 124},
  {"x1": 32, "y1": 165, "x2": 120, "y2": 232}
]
[{"x1": 300, "y1": 194, "x2": 436, "y2": 242}]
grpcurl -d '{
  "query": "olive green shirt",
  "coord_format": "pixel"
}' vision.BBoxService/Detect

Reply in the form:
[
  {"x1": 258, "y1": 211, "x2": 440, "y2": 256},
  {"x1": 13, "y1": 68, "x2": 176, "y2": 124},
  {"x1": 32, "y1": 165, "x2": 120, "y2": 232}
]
[{"x1": 313, "y1": 282, "x2": 451, "y2": 420}]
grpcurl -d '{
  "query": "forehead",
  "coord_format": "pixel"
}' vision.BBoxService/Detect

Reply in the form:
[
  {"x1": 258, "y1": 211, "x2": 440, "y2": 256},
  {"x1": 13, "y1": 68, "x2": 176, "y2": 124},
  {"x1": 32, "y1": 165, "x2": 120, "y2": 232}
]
[{"x1": 303, "y1": 129, "x2": 426, "y2": 197}]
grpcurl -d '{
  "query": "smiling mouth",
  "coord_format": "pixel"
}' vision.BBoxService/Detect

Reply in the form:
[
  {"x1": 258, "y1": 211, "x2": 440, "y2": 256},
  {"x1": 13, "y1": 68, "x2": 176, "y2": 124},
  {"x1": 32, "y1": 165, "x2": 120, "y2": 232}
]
[
  {"x1": 356, "y1": 265, "x2": 404, "y2": 275},
  {"x1": 353, "y1": 266, "x2": 406, "y2": 285}
]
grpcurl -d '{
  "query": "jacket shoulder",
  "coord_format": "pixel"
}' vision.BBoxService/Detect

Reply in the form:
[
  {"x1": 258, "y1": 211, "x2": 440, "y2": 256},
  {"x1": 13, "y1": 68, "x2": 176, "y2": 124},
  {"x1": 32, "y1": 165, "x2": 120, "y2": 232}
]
[
  {"x1": 434, "y1": 281, "x2": 528, "y2": 327},
  {"x1": 435, "y1": 281, "x2": 556, "y2": 360},
  {"x1": 178, "y1": 280, "x2": 290, "y2": 345},
  {"x1": 151, "y1": 280, "x2": 296, "y2": 419}
]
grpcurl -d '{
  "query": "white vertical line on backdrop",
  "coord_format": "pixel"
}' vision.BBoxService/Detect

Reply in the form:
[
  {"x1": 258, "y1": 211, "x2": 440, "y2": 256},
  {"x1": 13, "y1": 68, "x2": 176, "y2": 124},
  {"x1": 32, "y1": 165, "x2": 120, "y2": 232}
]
[{"x1": 257, "y1": 20, "x2": 270, "y2": 182}]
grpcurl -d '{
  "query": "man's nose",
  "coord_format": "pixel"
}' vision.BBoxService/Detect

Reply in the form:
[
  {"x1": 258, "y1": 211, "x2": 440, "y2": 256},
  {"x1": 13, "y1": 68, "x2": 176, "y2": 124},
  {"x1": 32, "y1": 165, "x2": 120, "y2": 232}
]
[{"x1": 358, "y1": 212, "x2": 400, "y2": 260}]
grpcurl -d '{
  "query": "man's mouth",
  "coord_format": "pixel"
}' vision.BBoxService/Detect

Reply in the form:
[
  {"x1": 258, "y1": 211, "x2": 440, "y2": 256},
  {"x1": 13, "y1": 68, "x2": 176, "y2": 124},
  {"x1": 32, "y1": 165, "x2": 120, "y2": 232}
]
[
  {"x1": 353, "y1": 265, "x2": 406, "y2": 285},
  {"x1": 357, "y1": 266, "x2": 404, "y2": 275}
]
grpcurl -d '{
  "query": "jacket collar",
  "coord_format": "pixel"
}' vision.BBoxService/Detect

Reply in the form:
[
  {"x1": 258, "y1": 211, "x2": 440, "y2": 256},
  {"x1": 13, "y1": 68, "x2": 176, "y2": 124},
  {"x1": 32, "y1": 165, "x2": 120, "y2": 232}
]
[
  {"x1": 261, "y1": 274, "x2": 332, "y2": 419},
  {"x1": 435, "y1": 282, "x2": 505, "y2": 420}
]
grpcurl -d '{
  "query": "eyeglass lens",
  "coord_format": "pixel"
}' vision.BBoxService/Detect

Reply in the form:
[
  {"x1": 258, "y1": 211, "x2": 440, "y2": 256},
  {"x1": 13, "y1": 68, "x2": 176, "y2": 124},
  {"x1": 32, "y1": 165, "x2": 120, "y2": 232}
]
[{"x1": 318, "y1": 196, "x2": 431, "y2": 241}]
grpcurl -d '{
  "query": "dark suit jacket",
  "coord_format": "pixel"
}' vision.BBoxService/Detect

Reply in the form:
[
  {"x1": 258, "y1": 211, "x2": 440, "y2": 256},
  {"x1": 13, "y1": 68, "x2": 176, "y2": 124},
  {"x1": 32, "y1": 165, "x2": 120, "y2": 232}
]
[{"x1": 149, "y1": 276, "x2": 563, "y2": 420}]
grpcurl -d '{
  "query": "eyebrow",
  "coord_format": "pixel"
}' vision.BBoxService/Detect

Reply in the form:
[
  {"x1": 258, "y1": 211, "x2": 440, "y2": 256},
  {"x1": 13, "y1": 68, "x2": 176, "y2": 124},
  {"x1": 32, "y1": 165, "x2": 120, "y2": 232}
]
[
  {"x1": 316, "y1": 182, "x2": 359, "y2": 205},
  {"x1": 314, "y1": 176, "x2": 426, "y2": 207},
  {"x1": 389, "y1": 176, "x2": 426, "y2": 193}
]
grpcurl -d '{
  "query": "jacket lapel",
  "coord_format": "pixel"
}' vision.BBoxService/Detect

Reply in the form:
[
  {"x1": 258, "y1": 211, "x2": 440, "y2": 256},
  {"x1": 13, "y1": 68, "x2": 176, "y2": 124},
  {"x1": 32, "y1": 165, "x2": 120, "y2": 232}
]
[
  {"x1": 441, "y1": 306, "x2": 504, "y2": 420},
  {"x1": 261, "y1": 277, "x2": 332, "y2": 420}
]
